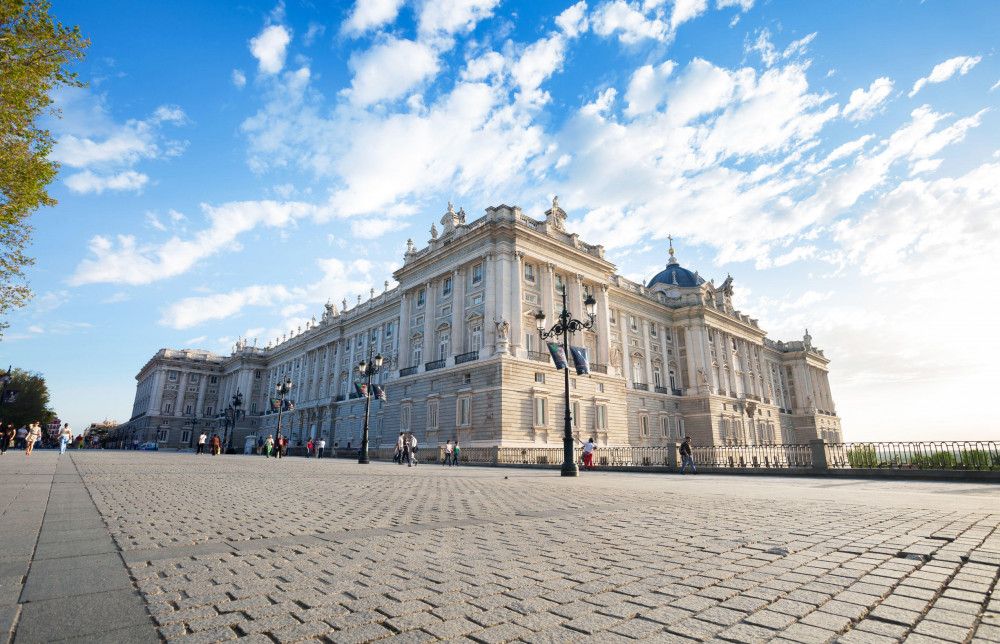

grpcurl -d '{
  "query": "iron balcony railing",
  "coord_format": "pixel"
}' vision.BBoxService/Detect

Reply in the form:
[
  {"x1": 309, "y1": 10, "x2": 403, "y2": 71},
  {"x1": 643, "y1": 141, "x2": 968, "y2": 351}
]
[
  {"x1": 400, "y1": 366, "x2": 418, "y2": 377},
  {"x1": 455, "y1": 351, "x2": 479, "y2": 364},
  {"x1": 425, "y1": 359, "x2": 447, "y2": 371},
  {"x1": 528, "y1": 351, "x2": 550, "y2": 363},
  {"x1": 827, "y1": 441, "x2": 999, "y2": 471}
]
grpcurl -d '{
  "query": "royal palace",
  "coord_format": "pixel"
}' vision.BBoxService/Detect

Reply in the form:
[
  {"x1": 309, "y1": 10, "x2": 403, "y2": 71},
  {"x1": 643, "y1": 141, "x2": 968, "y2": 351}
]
[{"x1": 114, "y1": 199, "x2": 842, "y2": 452}]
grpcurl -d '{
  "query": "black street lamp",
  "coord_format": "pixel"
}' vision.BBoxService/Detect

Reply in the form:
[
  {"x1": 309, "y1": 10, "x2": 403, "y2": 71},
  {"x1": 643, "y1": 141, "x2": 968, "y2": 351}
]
[
  {"x1": 357, "y1": 345, "x2": 384, "y2": 464},
  {"x1": 274, "y1": 378, "x2": 293, "y2": 448},
  {"x1": 535, "y1": 288, "x2": 597, "y2": 477},
  {"x1": 186, "y1": 417, "x2": 200, "y2": 450},
  {"x1": 221, "y1": 389, "x2": 244, "y2": 453}
]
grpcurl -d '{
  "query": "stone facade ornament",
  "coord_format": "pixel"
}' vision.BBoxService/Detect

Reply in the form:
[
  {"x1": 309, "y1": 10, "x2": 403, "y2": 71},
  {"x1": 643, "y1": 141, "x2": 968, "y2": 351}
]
[
  {"x1": 430, "y1": 223, "x2": 438, "y2": 239},
  {"x1": 544, "y1": 195, "x2": 567, "y2": 231}
]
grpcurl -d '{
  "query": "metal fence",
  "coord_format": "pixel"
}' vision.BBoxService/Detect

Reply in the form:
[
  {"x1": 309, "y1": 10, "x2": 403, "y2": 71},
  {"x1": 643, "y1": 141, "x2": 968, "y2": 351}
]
[
  {"x1": 827, "y1": 441, "x2": 1000, "y2": 471},
  {"x1": 327, "y1": 440, "x2": 1000, "y2": 474}
]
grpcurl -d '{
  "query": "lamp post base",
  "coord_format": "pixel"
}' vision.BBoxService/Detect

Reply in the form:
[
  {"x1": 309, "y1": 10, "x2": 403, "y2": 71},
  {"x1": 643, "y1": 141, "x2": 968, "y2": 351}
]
[
  {"x1": 561, "y1": 461, "x2": 579, "y2": 477},
  {"x1": 561, "y1": 435, "x2": 579, "y2": 477}
]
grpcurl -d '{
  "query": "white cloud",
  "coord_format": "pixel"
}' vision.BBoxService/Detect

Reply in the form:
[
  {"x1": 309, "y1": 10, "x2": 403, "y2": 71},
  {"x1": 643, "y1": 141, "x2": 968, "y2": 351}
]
[
  {"x1": 991, "y1": 79, "x2": 1000, "y2": 92},
  {"x1": 232, "y1": 69, "x2": 246, "y2": 89},
  {"x1": 303, "y1": 21, "x2": 325, "y2": 45},
  {"x1": 592, "y1": 1, "x2": 669, "y2": 44},
  {"x1": 624, "y1": 60, "x2": 676, "y2": 116},
  {"x1": 417, "y1": 0, "x2": 500, "y2": 39},
  {"x1": 842, "y1": 77, "x2": 893, "y2": 122},
  {"x1": 909, "y1": 55, "x2": 981, "y2": 97},
  {"x1": 342, "y1": 0, "x2": 405, "y2": 35},
  {"x1": 555, "y1": 1, "x2": 589, "y2": 38},
  {"x1": 70, "y1": 200, "x2": 333, "y2": 286},
  {"x1": 669, "y1": 0, "x2": 707, "y2": 30},
  {"x1": 250, "y1": 24, "x2": 292, "y2": 75},
  {"x1": 64, "y1": 169, "x2": 149, "y2": 194},
  {"x1": 343, "y1": 37, "x2": 439, "y2": 106}
]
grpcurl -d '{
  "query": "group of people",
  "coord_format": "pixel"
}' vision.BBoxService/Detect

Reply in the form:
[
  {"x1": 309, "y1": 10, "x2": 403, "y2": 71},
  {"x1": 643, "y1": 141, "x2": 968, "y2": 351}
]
[
  {"x1": 0, "y1": 422, "x2": 75, "y2": 455},
  {"x1": 195, "y1": 432, "x2": 223, "y2": 455},
  {"x1": 261, "y1": 434, "x2": 287, "y2": 458},
  {"x1": 304, "y1": 437, "x2": 326, "y2": 458},
  {"x1": 394, "y1": 432, "x2": 423, "y2": 466}
]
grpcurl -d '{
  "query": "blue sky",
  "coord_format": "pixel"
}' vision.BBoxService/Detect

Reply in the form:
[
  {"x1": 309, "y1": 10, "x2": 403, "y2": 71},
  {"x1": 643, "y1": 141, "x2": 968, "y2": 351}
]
[{"x1": 3, "y1": 0, "x2": 998, "y2": 441}]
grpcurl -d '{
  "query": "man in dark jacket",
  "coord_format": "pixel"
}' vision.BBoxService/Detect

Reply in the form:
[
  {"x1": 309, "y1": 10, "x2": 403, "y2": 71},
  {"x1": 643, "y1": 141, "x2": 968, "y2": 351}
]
[{"x1": 679, "y1": 436, "x2": 697, "y2": 474}]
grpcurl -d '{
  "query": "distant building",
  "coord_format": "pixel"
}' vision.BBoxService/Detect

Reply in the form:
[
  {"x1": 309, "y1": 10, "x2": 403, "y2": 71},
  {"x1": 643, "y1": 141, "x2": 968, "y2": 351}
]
[{"x1": 115, "y1": 199, "x2": 841, "y2": 451}]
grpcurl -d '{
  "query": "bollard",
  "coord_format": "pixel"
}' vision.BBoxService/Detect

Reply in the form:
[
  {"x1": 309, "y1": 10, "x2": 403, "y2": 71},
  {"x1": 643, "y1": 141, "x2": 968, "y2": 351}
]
[{"x1": 810, "y1": 439, "x2": 829, "y2": 470}]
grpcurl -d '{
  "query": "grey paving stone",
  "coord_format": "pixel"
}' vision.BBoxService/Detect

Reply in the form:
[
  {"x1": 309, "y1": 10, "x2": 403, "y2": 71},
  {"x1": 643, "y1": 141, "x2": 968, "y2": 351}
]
[
  {"x1": 15, "y1": 589, "x2": 152, "y2": 642},
  {"x1": 19, "y1": 564, "x2": 132, "y2": 601}
]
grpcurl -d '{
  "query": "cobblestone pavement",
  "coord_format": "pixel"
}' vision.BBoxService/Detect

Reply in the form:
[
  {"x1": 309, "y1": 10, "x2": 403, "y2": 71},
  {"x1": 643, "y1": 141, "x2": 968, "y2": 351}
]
[{"x1": 5, "y1": 452, "x2": 1000, "y2": 643}]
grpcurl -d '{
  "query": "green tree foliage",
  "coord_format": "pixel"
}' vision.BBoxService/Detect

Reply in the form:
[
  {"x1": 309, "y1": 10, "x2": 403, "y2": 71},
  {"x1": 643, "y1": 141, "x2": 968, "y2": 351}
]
[
  {"x1": 0, "y1": 0, "x2": 88, "y2": 334},
  {"x1": 0, "y1": 367, "x2": 55, "y2": 428}
]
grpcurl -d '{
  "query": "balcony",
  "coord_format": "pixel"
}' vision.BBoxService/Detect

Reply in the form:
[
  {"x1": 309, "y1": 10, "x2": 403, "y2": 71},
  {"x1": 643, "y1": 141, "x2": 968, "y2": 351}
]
[
  {"x1": 425, "y1": 359, "x2": 447, "y2": 371},
  {"x1": 592, "y1": 364, "x2": 608, "y2": 374},
  {"x1": 633, "y1": 383, "x2": 649, "y2": 391},
  {"x1": 745, "y1": 393, "x2": 761, "y2": 402},
  {"x1": 335, "y1": 395, "x2": 345, "y2": 402},
  {"x1": 655, "y1": 386, "x2": 670, "y2": 395},
  {"x1": 455, "y1": 351, "x2": 479, "y2": 365},
  {"x1": 528, "y1": 351, "x2": 550, "y2": 363},
  {"x1": 672, "y1": 388, "x2": 683, "y2": 396},
  {"x1": 400, "y1": 366, "x2": 418, "y2": 377}
]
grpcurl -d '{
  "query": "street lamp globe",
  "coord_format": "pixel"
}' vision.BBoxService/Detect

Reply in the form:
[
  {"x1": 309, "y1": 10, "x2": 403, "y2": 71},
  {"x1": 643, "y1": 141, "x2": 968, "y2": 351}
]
[
  {"x1": 584, "y1": 294, "x2": 597, "y2": 317},
  {"x1": 374, "y1": 353, "x2": 384, "y2": 369},
  {"x1": 534, "y1": 311, "x2": 546, "y2": 331}
]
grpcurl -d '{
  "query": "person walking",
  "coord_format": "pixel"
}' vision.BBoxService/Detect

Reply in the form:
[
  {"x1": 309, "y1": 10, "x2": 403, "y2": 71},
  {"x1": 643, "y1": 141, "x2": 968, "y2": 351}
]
[
  {"x1": 256, "y1": 436, "x2": 264, "y2": 455},
  {"x1": 264, "y1": 434, "x2": 274, "y2": 457},
  {"x1": 24, "y1": 423, "x2": 41, "y2": 456},
  {"x1": 1, "y1": 424, "x2": 14, "y2": 455},
  {"x1": 316, "y1": 438, "x2": 326, "y2": 459},
  {"x1": 679, "y1": 436, "x2": 697, "y2": 474},
  {"x1": 274, "y1": 434, "x2": 284, "y2": 459},
  {"x1": 408, "y1": 433, "x2": 418, "y2": 466},
  {"x1": 16, "y1": 425, "x2": 27, "y2": 450},
  {"x1": 452, "y1": 440, "x2": 460, "y2": 466},
  {"x1": 59, "y1": 423, "x2": 73, "y2": 455},
  {"x1": 209, "y1": 433, "x2": 221, "y2": 456},
  {"x1": 306, "y1": 438, "x2": 314, "y2": 457},
  {"x1": 396, "y1": 433, "x2": 405, "y2": 465},
  {"x1": 197, "y1": 431, "x2": 207, "y2": 455},
  {"x1": 581, "y1": 437, "x2": 596, "y2": 470},
  {"x1": 443, "y1": 440, "x2": 453, "y2": 466}
]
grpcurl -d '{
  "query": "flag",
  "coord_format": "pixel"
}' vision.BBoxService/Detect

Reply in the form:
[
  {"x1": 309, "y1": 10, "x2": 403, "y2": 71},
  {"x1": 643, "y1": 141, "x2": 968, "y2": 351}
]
[
  {"x1": 283, "y1": 400, "x2": 295, "y2": 411},
  {"x1": 547, "y1": 342, "x2": 568, "y2": 370},
  {"x1": 570, "y1": 346, "x2": 590, "y2": 375},
  {"x1": 354, "y1": 382, "x2": 368, "y2": 398},
  {"x1": 270, "y1": 398, "x2": 281, "y2": 412},
  {"x1": 2, "y1": 390, "x2": 18, "y2": 403},
  {"x1": 372, "y1": 384, "x2": 386, "y2": 401}
]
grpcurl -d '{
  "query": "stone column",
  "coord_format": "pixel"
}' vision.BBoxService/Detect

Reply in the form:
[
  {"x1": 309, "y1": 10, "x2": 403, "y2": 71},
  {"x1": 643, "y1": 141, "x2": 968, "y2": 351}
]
[
  {"x1": 451, "y1": 268, "x2": 465, "y2": 356},
  {"x1": 643, "y1": 320, "x2": 654, "y2": 388},
  {"x1": 542, "y1": 263, "x2": 556, "y2": 328},
  {"x1": 398, "y1": 294, "x2": 409, "y2": 371},
  {"x1": 596, "y1": 283, "x2": 611, "y2": 367},
  {"x1": 423, "y1": 279, "x2": 437, "y2": 363},
  {"x1": 683, "y1": 326, "x2": 699, "y2": 396},
  {"x1": 511, "y1": 252, "x2": 524, "y2": 356}
]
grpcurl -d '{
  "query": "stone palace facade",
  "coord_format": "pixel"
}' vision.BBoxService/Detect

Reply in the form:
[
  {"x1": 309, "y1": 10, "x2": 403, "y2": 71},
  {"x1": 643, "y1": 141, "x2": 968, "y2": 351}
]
[{"x1": 114, "y1": 199, "x2": 842, "y2": 451}]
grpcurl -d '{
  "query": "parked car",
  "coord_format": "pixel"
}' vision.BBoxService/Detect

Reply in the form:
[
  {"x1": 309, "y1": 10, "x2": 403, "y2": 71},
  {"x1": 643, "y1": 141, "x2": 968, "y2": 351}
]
[{"x1": 138, "y1": 442, "x2": 159, "y2": 450}]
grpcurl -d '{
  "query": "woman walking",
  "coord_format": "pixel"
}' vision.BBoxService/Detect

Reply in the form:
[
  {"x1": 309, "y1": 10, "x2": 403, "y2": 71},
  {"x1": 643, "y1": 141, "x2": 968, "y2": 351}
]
[
  {"x1": 59, "y1": 423, "x2": 73, "y2": 455},
  {"x1": 25, "y1": 423, "x2": 41, "y2": 456},
  {"x1": 264, "y1": 434, "x2": 274, "y2": 457},
  {"x1": 0, "y1": 424, "x2": 14, "y2": 455}
]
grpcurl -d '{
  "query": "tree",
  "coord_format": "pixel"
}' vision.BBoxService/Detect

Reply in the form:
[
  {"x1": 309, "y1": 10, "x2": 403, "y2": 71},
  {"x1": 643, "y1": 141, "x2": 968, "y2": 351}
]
[
  {"x1": 0, "y1": 367, "x2": 55, "y2": 428},
  {"x1": 1, "y1": 0, "x2": 89, "y2": 335}
]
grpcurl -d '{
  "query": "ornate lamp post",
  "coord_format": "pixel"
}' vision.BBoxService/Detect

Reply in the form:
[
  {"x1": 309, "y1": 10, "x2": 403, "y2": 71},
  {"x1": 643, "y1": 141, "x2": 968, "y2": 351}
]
[
  {"x1": 219, "y1": 389, "x2": 244, "y2": 453},
  {"x1": 357, "y1": 346, "x2": 384, "y2": 464},
  {"x1": 274, "y1": 378, "x2": 293, "y2": 447},
  {"x1": 535, "y1": 288, "x2": 597, "y2": 477}
]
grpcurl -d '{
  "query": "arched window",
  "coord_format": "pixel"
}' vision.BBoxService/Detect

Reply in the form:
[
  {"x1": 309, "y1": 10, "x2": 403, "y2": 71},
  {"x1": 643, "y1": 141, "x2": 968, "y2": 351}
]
[
  {"x1": 438, "y1": 330, "x2": 450, "y2": 360},
  {"x1": 411, "y1": 337, "x2": 423, "y2": 367}
]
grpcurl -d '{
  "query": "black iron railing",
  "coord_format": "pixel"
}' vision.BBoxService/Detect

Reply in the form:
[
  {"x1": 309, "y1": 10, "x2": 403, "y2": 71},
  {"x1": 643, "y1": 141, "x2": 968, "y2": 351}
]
[
  {"x1": 425, "y1": 359, "x2": 447, "y2": 371},
  {"x1": 400, "y1": 366, "x2": 418, "y2": 377},
  {"x1": 528, "y1": 351, "x2": 550, "y2": 363},
  {"x1": 455, "y1": 351, "x2": 479, "y2": 364}
]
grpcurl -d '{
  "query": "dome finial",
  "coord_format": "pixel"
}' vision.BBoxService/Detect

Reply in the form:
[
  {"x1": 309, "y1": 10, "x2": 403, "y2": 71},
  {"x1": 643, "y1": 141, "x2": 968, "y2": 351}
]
[{"x1": 667, "y1": 234, "x2": 678, "y2": 266}]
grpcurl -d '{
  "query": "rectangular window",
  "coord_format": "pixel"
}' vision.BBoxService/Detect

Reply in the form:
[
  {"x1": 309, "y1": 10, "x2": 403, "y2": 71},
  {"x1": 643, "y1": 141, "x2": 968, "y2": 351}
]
[
  {"x1": 662, "y1": 417, "x2": 670, "y2": 437},
  {"x1": 640, "y1": 415, "x2": 649, "y2": 436},
  {"x1": 472, "y1": 264, "x2": 483, "y2": 283},
  {"x1": 535, "y1": 373, "x2": 545, "y2": 384},
  {"x1": 210, "y1": 376, "x2": 217, "y2": 384},
  {"x1": 554, "y1": 274, "x2": 564, "y2": 293},
  {"x1": 609, "y1": 309, "x2": 617, "y2": 325},
  {"x1": 168, "y1": 371, "x2": 178, "y2": 381},
  {"x1": 251, "y1": 402, "x2": 258, "y2": 413},
  {"x1": 470, "y1": 325, "x2": 483, "y2": 352},
  {"x1": 206, "y1": 407, "x2": 213, "y2": 416},
  {"x1": 157, "y1": 429, "x2": 168, "y2": 442},
  {"x1": 525, "y1": 263, "x2": 535, "y2": 282},
  {"x1": 443, "y1": 277, "x2": 452, "y2": 296},
  {"x1": 401, "y1": 405, "x2": 411, "y2": 432},
  {"x1": 524, "y1": 292, "x2": 538, "y2": 304},
  {"x1": 458, "y1": 397, "x2": 471, "y2": 426},
  {"x1": 630, "y1": 315, "x2": 638, "y2": 331},
  {"x1": 385, "y1": 321, "x2": 393, "y2": 337},
  {"x1": 470, "y1": 293, "x2": 483, "y2": 306},
  {"x1": 534, "y1": 397, "x2": 547, "y2": 426},
  {"x1": 190, "y1": 373, "x2": 199, "y2": 383},
  {"x1": 596, "y1": 405, "x2": 607, "y2": 430},
  {"x1": 572, "y1": 401, "x2": 580, "y2": 429},
  {"x1": 428, "y1": 401, "x2": 439, "y2": 429},
  {"x1": 180, "y1": 430, "x2": 191, "y2": 443},
  {"x1": 185, "y1": 404, "x2": 193, "y2": 415},
  {"x1": 417, "y1": 289, "x2": 425, "y2": 306},
  {"x1": 596, "y1": 382, "x2": 604, "y2": 393},
  {"x1": 525, "y1": 333, "x2": 536, "y2": 352},
  {"x1": 371, "y1": 328, "x2": 378, "y2": 342},
  {"x1": 255, "y1": 370, "x2": 261, "y2": 379}
]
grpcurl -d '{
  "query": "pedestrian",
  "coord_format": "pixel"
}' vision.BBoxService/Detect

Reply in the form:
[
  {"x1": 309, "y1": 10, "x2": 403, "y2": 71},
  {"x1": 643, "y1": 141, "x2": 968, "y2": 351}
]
[
  {"x1": 452, "y1": 440, "x2": 460, "y2": 466},
  {"x1": 25, "y1": 423, "x2": 41, "y2": 456},
  {"x1": 59, "y1": 423, "x2": 73, "y2": 455},
  {"x1": 581, "y1": 436, "x2": 596, "y2": 470},
  {"x1": 396, "y1": 433, "x2": 405, "y2": 465},
  {"x1": 132, "y1": 438, "x2": 139, "y2": 451},
  {"x1": 16, "y1": 425, "x2": 27, "y2": 450},
  {"x1": 1, "y1": 424, "x2": 14, "y2": 455},
  {"x1": 209, "y1": 433, "x2": 221, "y2": 456},
  {"x1": 274, "y1": 434, "x2": 283, "y2": 458},
  {"x1": 316, "y1": 437, "x2": 326, "y2": 459},
  {"x1": 307, "y1": 438, "x2": 314, "y2": 457},
  {"x1": 443, "y1": 440, "x2": 453, "y2": 466},
  {"x1": 255, "y1": 436, "x2": 263, "y2": 455},
  {"x1": 679, "y1": 436, "x2": 697, "y2": 474},
  {"x1": 264, "y1": 434, "x2": 274, "y2": 457},
  {"x1": 408, "y1": 433, "x2": 418, "y2": 466},
  {"x1": 197, "y1": 431, "x2": 207, "y2": 455}
]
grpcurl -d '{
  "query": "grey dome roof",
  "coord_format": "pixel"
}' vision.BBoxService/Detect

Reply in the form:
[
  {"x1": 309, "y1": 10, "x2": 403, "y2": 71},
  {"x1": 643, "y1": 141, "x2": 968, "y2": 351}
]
[{"x1": 649, "y1": 258, "x2": 705, "y2": 288}]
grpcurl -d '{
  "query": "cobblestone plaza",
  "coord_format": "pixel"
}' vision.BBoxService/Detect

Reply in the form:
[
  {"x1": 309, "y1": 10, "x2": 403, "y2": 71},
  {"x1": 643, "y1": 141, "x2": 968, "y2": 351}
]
[{"x1": 2, "y1": 452, "x2": 998, "y2": 643}]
